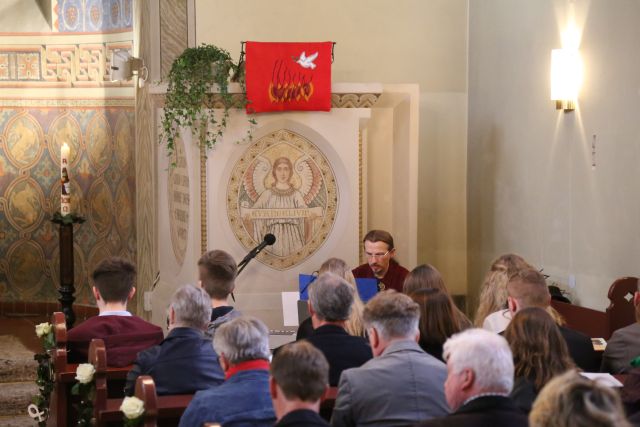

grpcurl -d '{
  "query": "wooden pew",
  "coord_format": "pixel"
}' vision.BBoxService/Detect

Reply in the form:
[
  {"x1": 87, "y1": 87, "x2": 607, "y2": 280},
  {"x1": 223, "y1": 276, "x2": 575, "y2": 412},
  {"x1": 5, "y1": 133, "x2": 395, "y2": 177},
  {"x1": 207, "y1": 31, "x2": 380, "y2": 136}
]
[
  {"x1": 90, "y1": 339, "x2": 193, "y2": 427},
  {"x1": 551, "y1": 300, "x2": 609, "y2": 339},
  {"x1": 135, "y1": 376, "x2": 158, "y2": 427},
  {"x1": 320, "y1": 386, "x2": 338, "y2": 421},
  {"x1": 550, "y1": 277, "x2": 640, "y2": 340},
  {"x1": 46, "y1": 313, "x2": 131, "y2": 427}
]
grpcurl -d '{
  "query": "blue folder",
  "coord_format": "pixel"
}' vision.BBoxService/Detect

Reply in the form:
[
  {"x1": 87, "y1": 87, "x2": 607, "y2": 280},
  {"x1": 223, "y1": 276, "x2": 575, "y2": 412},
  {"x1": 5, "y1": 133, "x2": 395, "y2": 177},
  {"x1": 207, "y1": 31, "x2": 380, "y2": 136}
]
[{"x1": 298, "y1": 274, "x2": 378, "y2": 302}]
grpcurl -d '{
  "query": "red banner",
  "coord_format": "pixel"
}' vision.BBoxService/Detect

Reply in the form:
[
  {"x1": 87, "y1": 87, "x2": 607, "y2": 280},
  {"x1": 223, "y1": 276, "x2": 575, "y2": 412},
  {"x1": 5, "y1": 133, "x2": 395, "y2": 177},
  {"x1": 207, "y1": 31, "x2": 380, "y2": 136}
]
[{"x1": 245, "y1": 41, "x2": 332, "y2": 113}]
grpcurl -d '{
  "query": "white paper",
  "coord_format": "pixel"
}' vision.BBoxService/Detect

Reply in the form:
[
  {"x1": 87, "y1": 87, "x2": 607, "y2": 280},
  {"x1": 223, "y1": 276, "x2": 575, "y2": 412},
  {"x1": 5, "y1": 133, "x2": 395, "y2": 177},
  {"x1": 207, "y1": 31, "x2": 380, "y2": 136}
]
[
  {"x1": 580, "y1": 372, "x2": 623, "y2": 387},
  {"x1": 281, "y1": 292, "x2": 300, "y2": 326}
]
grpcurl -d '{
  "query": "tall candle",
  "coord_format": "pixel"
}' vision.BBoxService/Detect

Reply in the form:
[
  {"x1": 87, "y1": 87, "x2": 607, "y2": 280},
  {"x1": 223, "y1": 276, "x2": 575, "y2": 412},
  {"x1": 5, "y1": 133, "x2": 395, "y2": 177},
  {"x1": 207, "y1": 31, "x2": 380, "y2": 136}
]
[{"x1": 61, "y1": 143, "x2": 71, "y2": 214}]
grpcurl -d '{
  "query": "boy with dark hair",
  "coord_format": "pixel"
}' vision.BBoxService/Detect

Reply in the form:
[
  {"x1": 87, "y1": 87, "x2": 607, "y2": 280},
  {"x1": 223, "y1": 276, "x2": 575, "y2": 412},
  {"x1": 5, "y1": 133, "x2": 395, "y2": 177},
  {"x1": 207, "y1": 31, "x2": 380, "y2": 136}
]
[{"x1": 67, "y1": 257, "x2": 163, "y2": 366}]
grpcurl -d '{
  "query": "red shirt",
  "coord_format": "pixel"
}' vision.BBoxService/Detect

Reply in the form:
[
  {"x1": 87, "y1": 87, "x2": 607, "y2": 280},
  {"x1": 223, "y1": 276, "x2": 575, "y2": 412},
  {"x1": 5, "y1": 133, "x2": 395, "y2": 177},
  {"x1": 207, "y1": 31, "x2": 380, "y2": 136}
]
[{"x1": 352, "y1": 259, "x2": 409, "y2": 293}]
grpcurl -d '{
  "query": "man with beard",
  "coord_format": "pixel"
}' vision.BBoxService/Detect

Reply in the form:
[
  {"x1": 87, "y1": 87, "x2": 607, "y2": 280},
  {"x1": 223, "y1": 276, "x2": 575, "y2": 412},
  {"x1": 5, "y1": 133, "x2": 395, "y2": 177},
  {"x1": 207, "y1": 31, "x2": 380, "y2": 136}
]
[{"x1": 352, "y1": 230, "x2": 409, "y2": 293}]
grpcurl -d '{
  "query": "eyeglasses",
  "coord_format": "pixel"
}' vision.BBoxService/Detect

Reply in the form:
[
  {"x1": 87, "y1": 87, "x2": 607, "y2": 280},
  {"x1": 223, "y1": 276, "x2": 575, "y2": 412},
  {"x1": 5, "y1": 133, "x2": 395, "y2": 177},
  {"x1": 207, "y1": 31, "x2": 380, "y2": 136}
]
[{"x1": 365, "y1": 250, "x2": 391, "y2": 260}]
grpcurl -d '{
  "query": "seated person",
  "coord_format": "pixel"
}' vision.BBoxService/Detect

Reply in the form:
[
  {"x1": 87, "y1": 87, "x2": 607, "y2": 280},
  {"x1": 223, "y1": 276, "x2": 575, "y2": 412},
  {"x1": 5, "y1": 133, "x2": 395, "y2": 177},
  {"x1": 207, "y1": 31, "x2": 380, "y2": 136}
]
[
  {"x1": 297, "y1": 258, "x2": 366, "y2": 341},
  {"x1": 124, "y1": 284, "x2": 224, "y2": 395},
  {"x1": 305, "y1": 272, "x2": 372, "y2": 386},
  {"x1": 409, "y1": 288, "x2": 471, "y2": 362},
  {"x1": 416, "y1": 328, "x2": 528, "y2": 427},
  {"x1": 198, "y1": 249, "x2": 242, "y2": 338},
  {"x1": 271, "y1": 341, "x2": 330, "y2": 427},
  {"x1": 474, "y1": 253, "x2": 532, "y2": 330},
  {"x1": 530, "y1": 370, "x2": 631, "y2": 427},
  {"x1": 331, "y1": 291, "x2": 448, "y2": 427},
  {"x1": 403, "y1": 264, "x2": 471, "y2": 331},
  {"x1": 352, "y1": 230, "x2": 409, "y2": 293},
  {"x1": 504, "y1": 307, "x2": 575, "y2": 413},
  {"x1": 506, "y1": 268, "x2": 598, "y2": 372},
  {"x1": 179, "y1": 316, "x2": 276, "y2": 427},
  {"x1": 67, "y1": 257, "x2": 163, "y2": 366},
  {"x1": 602, "y1": 285, "x2": 640, "y2": 374}
]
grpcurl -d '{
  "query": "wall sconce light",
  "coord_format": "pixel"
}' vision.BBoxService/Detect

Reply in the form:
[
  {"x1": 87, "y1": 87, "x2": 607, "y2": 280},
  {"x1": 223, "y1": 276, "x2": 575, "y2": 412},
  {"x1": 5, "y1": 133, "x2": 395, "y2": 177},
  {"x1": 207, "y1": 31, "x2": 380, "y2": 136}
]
[
  {"x1": 110, "y1": 50, "x2": 148, "y2": 87},
  {"x1": 550, "y1": 45, "x2": 582, "y2": 112}
]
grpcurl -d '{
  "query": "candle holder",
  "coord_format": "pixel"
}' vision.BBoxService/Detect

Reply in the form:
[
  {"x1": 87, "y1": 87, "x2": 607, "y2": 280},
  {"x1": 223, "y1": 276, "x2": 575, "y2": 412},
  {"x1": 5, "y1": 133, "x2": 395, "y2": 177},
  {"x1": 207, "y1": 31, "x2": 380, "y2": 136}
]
[{"x1": 51, "y1": 212, "x2": 85, "y2": 330}]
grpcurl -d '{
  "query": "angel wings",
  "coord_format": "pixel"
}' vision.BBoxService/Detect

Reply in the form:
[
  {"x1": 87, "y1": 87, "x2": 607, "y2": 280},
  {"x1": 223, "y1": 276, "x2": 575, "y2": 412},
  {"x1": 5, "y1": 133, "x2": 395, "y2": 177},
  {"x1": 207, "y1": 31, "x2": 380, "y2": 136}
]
[{"x1": 243, "y1": 155, "x2": 325, "y2": 206}]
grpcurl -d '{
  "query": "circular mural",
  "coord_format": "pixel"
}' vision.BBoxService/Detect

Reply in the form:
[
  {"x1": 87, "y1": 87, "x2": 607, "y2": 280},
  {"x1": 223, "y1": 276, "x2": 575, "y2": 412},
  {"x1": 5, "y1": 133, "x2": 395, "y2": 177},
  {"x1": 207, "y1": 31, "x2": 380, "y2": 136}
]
[
  {"x1": 86, "y1": 113, "x2": 113, "y2": 173},
  {"x1": 47, "y1": 113, "x2": 83, "y2": 167},
  {"x1": 114, "y1": 113, "x2": 132, "y2": 170},
  {"x1": 7, "y1": 240, "x2": 46, "y2": 298},
  {"x1": 168, "y1": 136, "x2": 189, "y2": 267},
  {"x1": 88, "y1": 178, "x2": 113, "y2": 236},
  {"x1": 4, "y1": 113, "x2": 44, "y2": 169},
  {"x1": 227, "y1": 129, "x2": 338, "y2": 270},
  {"x1": 6, "y1": 177, "x2": 45, "y2": 232}
]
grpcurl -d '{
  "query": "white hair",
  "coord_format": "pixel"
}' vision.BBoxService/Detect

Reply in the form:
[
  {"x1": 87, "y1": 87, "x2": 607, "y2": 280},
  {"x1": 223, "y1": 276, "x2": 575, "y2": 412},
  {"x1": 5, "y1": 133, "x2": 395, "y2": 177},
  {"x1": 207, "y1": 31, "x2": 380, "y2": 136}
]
[
  {"x1": 443, "y1": 328, "x2": 514, "y2": 393},
  {"x1": 171, "y1": 284, "x2": 212, "y2": 329},
  {"x1": 213, "y1": 316, "x2": 270, "y2": 365}
]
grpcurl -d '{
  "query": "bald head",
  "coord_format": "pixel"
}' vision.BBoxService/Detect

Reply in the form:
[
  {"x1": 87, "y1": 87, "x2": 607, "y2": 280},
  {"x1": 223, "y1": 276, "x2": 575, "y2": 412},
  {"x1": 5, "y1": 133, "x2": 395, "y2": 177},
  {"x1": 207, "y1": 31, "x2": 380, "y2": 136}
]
[{"x1": 507, "y1": 268, "x2": 550, "y2": 313}]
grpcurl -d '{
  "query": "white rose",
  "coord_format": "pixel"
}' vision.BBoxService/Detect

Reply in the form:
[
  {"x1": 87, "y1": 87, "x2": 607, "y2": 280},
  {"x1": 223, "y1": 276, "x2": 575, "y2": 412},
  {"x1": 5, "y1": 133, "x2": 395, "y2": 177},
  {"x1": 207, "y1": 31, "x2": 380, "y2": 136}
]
[
  {"x1": 35, "y1": 322, "x2": 52, "y2": 338},
  {"x1": 120, "y1": 396, "x2": 145, "y2": 419},
  {"x1": 75, "y1": 363, "x2": 95, "y2": 384}
]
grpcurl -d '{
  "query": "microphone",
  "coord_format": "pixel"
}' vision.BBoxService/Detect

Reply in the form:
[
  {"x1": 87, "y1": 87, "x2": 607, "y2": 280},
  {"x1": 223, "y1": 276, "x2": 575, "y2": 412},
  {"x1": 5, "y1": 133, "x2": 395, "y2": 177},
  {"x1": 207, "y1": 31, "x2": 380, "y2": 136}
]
[{"x1": 239, "y1": 234, "x2": 276, "y2": 266}]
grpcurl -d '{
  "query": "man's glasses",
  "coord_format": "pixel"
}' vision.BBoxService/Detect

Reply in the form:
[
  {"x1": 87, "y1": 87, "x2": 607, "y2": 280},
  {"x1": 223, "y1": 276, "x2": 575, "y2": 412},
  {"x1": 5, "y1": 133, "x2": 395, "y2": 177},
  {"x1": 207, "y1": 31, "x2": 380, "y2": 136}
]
[{"x1": 365, "y1": 250, "x2": 391, "y2": 260}]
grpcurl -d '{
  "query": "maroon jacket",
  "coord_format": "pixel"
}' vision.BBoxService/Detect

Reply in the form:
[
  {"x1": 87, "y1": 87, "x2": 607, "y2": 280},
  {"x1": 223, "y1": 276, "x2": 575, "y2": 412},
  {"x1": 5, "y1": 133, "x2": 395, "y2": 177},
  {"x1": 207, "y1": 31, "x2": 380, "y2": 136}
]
[
  {"x1": 352, "y1": 259, "x2": 409, "y2": 293},
  {"x1": 67, "y1": 315, "x2": 164, "y2": 367}
]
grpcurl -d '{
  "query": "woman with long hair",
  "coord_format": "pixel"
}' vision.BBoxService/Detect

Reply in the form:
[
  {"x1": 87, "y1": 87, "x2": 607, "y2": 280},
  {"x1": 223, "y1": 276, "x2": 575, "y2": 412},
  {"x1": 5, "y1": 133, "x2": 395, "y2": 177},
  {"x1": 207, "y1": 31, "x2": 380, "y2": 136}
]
[
  {"x1": 403, "y1": 264, "x2": 471, "y2": 330},
  {"x1": 474, "y1": 253, "x2": 532, "y2": 327},
  {"x1": 409, "y1": 288, "x2": 470, "y2": 361},
  {"x1": 505, "y1": 307, "x2": 575, "y2": 413},
  {"x1": 474, "y1": 254, "x2": 564, "y2": 332},
  {"x1": 318, "y1": 257, "x2": 365, "y2": 337}
]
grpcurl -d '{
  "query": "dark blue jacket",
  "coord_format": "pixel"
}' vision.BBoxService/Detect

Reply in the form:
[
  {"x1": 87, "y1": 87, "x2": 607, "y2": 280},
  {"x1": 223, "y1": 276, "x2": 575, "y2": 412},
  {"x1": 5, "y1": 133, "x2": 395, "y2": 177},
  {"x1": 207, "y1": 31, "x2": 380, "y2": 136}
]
[
  {"x1": 179, "y1": 368, "x2": 275, "y2": 427},
  {"x1": 124, "y1": 327, "x2": 224, "y2": 396},
  {"x1": 306, "y1": 324, "x2": 372, "y2": 386}
]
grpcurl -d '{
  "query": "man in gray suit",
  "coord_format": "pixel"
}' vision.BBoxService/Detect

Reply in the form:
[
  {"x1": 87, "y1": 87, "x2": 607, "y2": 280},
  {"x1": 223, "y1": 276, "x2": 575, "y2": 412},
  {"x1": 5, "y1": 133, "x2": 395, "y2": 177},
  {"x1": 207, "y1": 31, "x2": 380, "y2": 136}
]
[
  {"x1": 602, "y1": 288, "x2": 640, "y2": 373},
  {"x1": 331, "y1": 291, "x2": 449, "y2": 427}
]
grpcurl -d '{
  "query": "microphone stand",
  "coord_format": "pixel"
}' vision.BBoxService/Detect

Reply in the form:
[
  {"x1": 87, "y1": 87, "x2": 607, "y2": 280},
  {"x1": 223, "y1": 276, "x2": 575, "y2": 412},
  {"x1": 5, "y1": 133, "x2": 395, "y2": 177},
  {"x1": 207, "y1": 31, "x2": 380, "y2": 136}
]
[{"x1": 234, "y1": 236, "x2": 275, "y2": 300}]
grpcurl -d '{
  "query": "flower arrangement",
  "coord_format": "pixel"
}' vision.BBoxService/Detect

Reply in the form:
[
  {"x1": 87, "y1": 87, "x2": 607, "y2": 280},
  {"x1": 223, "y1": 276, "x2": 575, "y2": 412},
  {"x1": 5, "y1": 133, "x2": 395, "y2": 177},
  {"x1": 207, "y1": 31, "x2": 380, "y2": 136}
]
[
  {"x1": 120, "y1": 396, "x2": 145, "y2": 427},
  {"x1": 71, "y1": 363, "x2": 96, "y2": 426},
  {"x1": 31, "y1": 322, "x2": 55, "y2": 426}
]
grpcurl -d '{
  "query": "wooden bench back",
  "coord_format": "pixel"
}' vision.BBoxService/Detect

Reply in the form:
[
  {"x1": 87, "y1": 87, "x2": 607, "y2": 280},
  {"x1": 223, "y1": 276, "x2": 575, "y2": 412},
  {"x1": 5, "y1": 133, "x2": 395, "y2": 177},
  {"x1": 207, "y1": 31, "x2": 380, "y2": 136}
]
[
  {"x1": 135, "y1": 376, "x2": 158, "y2": 427},
  {"x1": 320, "y1": 386, "x2": 338, "y2": 421},
  {"x1": 47, "y1": 312, "x2": 132, "y2": 427},
  {"x1": 607, "y1": 277, "x2": 640, "y2": 335}
]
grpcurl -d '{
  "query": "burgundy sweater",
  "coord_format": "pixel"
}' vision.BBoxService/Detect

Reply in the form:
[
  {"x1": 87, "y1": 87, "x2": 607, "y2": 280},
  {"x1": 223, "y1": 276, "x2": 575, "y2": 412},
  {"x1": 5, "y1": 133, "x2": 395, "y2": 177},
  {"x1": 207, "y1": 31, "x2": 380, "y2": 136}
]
[
  {"x1": 352, "y1": 259, "x2": 410, "y2": 293},
  {"x1": 67, "y1": 315, "x2": 163, "y2": 367}
]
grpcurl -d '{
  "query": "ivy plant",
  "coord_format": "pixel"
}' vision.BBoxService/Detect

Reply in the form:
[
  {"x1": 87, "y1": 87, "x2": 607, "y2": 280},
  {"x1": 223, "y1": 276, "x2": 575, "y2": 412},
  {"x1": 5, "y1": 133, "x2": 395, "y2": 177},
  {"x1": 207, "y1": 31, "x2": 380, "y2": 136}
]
[{"x1": 161, "y1": 44, "x2": 254, "y2": 164}]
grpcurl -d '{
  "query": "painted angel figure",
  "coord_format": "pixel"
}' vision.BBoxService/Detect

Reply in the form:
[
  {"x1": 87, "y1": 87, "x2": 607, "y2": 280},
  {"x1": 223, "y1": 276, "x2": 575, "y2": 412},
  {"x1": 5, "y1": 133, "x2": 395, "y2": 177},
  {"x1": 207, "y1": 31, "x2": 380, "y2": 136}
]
[{"x1": 241, "y1": 154, "x2": 325, "y2": 258}]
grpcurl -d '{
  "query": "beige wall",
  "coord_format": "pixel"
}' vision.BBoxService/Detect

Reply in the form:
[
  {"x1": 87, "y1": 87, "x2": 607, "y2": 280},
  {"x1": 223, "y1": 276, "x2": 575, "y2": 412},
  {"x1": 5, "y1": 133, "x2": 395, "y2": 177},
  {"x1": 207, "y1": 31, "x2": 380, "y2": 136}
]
[
  {"x1": 467, "y1": 0, "x2": 640, "y2": 311},
  {"x1": 195, "y1": 0, "x2": 469, "y2": 294}
]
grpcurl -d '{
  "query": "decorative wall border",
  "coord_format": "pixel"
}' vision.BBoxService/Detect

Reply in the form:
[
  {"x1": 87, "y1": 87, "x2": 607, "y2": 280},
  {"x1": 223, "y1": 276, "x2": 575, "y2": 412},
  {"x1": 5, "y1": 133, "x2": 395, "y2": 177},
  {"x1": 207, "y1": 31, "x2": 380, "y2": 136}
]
[
  {"x1": 151, "y1": 92, "x2": 382, "y2": 109},
  {"x1": 0, "y1": 42, "x2": 134, "y2": 88},
  {"x1": 0, "y1": 98, "x2": 134, "y2": 108}
]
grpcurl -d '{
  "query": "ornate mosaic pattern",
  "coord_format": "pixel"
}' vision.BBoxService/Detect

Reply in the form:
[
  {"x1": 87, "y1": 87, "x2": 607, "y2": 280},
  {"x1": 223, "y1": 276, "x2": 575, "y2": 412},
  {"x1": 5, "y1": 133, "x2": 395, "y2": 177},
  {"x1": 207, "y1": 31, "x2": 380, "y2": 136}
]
[
  {"x1": 0, "y1": 107, "x2": 136, "y2": 303},
  {"x1": 54, "y1": 0, "x2": 133, "y2": 33},
  {"x1": 0, "y1": 42, "x2": 133, "y2": 87},
  {"x1": 227, "y1": 129, "x2": 338, "y2": 270}
]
